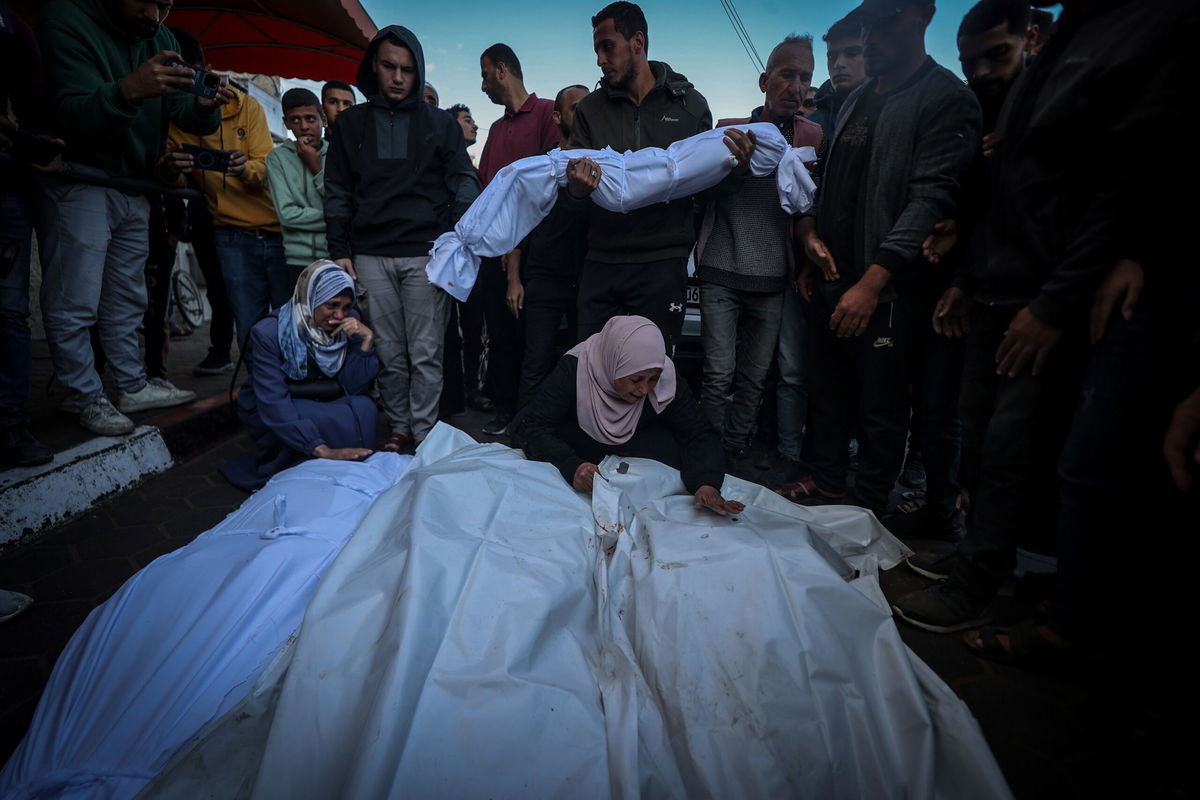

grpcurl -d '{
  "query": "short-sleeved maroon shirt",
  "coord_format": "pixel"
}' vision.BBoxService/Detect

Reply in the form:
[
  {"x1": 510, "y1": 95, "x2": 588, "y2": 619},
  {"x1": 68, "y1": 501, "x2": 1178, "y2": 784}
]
[{"x1": 477, "y1": 93, "x2": 560, "y2": 188}]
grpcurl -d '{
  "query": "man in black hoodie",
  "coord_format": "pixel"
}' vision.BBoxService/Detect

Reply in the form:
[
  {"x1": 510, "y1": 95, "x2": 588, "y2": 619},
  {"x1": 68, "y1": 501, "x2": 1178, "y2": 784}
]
[
  {"x1": 324, "y1": 26, "x2": 479, "y2": 452},
  {"x1": 567, "y1": 1, "x2": 754, "y2": 348}
]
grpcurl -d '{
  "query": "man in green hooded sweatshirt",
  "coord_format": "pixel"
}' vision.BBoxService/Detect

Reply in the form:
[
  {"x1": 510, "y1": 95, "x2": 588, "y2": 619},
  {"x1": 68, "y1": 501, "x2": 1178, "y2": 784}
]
[{"x1": 35, "y1": 0, "x2": 230, "y2": 437}]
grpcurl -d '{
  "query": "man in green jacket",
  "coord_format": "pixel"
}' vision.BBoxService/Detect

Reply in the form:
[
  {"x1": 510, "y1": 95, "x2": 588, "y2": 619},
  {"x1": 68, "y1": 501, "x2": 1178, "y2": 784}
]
[
  {"x1": 266, "y1": 88, "x2": 330, "y2": 290},
  {"x1": 36, "y1": 0, "x2": 230, "y2": 436}
]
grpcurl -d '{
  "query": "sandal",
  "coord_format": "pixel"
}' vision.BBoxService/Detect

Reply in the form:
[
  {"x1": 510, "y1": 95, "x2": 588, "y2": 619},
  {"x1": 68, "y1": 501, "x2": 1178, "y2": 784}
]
[
  {"x1": 381, "y1": 432, "x2": 412, "y2": 453},
  {"x1": 775, "y1": 475, "x2": 847, "y2": 506},
  {"x1": 775, "y1": 475, "x2": 819, "y2": 500},
  {"x1": 962, "y1": 619, "x2": 1077, "y2": 672}
]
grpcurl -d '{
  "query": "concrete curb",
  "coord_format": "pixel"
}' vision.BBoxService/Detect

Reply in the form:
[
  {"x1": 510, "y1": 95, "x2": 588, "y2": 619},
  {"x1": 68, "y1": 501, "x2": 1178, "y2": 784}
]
[
  {"x1": 0, "y1": 393, "x2": 239, "y2": 552},
  {"x1": 0, "y1": 426, "x2": 173, "y2": 548}
]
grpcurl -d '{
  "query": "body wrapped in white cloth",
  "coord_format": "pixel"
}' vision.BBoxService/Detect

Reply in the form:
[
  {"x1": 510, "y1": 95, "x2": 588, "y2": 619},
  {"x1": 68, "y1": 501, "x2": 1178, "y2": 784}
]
[{"x1": 427, "y1": 122, "x2": 818, "y2": 301}]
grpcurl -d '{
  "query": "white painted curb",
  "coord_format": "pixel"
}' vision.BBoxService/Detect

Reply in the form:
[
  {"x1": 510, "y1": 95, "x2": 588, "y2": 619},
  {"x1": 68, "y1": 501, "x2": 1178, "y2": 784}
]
[{"x1": 0, "y1": 426, "x2": 175, "y2": 547}]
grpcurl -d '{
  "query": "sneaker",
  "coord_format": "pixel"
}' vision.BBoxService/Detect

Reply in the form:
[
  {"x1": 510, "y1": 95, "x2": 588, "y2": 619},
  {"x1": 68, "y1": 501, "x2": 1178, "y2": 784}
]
[
  {"x1": 0, "y1": 589, "x2": 34, "y2": 624},
  {"x1": 891, "y1": 582, "x2": 992, "y2": 634},
  {"x1": 149, "y1": 377, "x2": 197, "y2": 403},
  {"x1": 193, "y1": 351, "x2": 234, "y2": 376},
  {"x1": 0, "y1": 425, "x2": 54, "y2": 467},
  {"x1": 906, "y1": 550, "x2": 961, "y2": 581},
  {"x1": 117, "y1": 379, "x2": 196, "y2": 413},
  {"x1": 79, "y1": 397, "x2": 135, "y2": 436},
  {"x1": 482, "y1": 412, "x2": 512, "y2": 436}
]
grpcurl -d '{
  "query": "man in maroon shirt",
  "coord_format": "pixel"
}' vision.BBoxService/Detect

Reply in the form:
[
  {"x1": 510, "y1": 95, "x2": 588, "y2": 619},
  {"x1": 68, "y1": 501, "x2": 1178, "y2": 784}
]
[{"x1": 476, "y1": 42, "x2": 562, "y2": 436}]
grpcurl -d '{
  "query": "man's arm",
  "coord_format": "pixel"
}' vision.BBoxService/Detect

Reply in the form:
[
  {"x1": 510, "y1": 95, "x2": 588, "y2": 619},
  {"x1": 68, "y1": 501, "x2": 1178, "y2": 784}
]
[
  {"x1": 323, "y1": 118, "x2": 356, "y2": 261},
  {"x1": 265, "y1": 149, "x2": 326, "y2": 232},
  {"x1": 873, "y1": 87, "x2": 980, "y2": 277},
  {"x1": 38, "y1": 18, "x2": 152, "y2": 142}
]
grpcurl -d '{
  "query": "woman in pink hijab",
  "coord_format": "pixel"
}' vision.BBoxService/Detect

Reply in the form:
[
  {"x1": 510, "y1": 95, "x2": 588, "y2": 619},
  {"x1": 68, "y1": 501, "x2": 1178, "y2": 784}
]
[{"x1": 512, "y1": 316, "x2": 743, "y2": 515}]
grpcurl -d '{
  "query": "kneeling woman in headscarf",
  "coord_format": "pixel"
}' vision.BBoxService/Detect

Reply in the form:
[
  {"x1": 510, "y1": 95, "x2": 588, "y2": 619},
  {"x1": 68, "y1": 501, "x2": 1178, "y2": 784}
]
[
  {"x1": 512, "y1": 316, "x2": 743, "y2": 515},
  {"x1": 221, "y1": 260, "x2": 380, "y2": 490}
]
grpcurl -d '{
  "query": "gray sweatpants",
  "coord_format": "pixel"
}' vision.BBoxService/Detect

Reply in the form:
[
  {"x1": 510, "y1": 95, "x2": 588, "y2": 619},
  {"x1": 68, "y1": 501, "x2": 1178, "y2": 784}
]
[
  {"x1": 355, "y1": 254, "x2": 448, "y2": 440},
  {"x1": 35, "y1": 178, "x2": 150, "y2": 405}
]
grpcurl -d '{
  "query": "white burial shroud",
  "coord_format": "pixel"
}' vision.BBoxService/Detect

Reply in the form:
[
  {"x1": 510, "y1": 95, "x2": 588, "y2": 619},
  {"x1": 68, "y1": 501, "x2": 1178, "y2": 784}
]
[
  {"x1": 131, "y1": 425, "x2": 1010, "y2": 800},
  {"x1": 427, "y1": 122, "x2": 819, "y2": 301}
]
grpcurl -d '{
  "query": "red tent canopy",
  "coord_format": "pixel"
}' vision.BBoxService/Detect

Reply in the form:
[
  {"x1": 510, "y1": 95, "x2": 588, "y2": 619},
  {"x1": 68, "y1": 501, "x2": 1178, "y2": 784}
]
[{"x1": 169, "y1": 1, "x2": 378, "y2": 84}]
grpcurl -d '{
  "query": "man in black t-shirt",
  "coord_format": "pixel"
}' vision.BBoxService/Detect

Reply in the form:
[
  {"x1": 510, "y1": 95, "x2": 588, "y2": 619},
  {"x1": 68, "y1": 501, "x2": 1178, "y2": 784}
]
[{"x1": 792, "y1": 0, "x2": 979, "y2": 516}]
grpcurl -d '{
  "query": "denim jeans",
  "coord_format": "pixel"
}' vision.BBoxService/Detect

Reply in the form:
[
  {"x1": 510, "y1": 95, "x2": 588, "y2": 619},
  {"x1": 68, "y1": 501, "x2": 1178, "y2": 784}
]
[
  {"x1": 0, "y1": 176, "x2": 34, "y2": 426},
  {"x1": 213, "y1": 226, "x2": 288, "y2": 352},
  {"x1": 699, "y1": 282, "x2": 784, "y2": 451},
  {"x1": 775, "y1": 284, "x2": 808, "y2": 461},
  {"x1": 35, "y1": 177, "x2": 151, "y2": 404}
]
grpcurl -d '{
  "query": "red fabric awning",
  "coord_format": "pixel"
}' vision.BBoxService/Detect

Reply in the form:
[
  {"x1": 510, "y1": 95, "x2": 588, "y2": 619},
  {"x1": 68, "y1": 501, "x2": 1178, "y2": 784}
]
[{"x1": 169, "y1": 1, "x2": 378, "y2": 84}]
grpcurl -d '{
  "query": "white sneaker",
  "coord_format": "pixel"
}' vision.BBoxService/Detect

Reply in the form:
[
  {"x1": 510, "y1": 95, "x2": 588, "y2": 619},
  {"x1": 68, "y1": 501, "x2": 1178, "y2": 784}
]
[
  {"x1": 118, "y1": 379, "x2": 197, "y2": 413},
  {"x1": 79, "y1": 397, "x2": 135, "y2": 436}
]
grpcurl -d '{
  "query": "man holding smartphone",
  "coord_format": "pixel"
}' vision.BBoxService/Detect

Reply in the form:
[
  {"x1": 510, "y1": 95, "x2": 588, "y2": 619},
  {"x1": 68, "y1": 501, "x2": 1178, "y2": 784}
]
[
  {"x1": 35, "y1": 0, "x2": 232, "y2": 437},
  {"x1": 168, "y1": 28, "x2": 284, "y2": 359}
]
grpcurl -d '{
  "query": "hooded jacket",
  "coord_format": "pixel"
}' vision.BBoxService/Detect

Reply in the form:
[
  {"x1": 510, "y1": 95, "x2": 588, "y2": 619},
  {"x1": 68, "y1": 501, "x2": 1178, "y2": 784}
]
[
  {"x1": 323, "y1": 26, "x2": 479, "y2": 260},
  {"x1": 567, "y1": 61, "x2": 712, "y2": 264},
  {"x1": 169, "y1": 88, "x2": 279, "y2": 231},
  {"x1": 36, "y1": 0, "x2": 219, "y2": 181},
  {"x1": 266, "y1": 138, "x2": 329, "y2": 266}
]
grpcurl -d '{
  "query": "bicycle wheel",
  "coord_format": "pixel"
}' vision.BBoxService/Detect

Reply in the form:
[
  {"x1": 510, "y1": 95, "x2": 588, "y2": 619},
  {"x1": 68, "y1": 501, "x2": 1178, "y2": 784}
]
[{"x1": 172, "y1": 269, "x2": 206, "y2": 329}]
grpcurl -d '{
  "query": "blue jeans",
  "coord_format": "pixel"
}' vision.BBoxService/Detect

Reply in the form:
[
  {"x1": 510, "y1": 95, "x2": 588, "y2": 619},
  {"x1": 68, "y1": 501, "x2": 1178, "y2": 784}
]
[
  {"x1": 0, "y1": 177, "x2": 34, "y2": 426},
  {"x1": 775, "y1": 284, "x2": 808, "y2": 461},
  {"x1": 698, "y1": 282, "x2": 784, "y2": 451},
  {"x1": 213, "y1": 226, "x2": 288, "y2": 352}
]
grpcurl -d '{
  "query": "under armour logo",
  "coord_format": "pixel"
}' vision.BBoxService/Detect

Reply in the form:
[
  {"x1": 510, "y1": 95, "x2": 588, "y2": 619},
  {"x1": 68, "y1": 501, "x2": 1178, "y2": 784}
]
[
  {"x1": 669, "y1": 302, "x2": 683, "y2": 312},
  {"x1": 873, "y1": 337, "x2": 894, "y2": 348}
]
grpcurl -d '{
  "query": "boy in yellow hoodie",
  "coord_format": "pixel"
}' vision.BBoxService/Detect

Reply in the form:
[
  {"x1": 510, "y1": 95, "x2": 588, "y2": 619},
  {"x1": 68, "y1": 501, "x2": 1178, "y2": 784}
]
[{"x1": 169, "y1": 77, "x2": 283, "y2": 354}]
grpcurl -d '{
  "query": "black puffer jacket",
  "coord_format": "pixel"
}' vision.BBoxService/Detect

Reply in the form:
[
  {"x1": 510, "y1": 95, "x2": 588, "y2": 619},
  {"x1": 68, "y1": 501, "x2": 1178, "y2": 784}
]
[{"x1": 324, "y1": 25, "x2": 479, "y2": 259}]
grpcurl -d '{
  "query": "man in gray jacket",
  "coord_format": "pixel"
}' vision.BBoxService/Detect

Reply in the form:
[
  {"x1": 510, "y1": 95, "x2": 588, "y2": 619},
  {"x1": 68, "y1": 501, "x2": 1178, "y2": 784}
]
[{"x1": 795, "y1": 0, "x2": 980, "y2": 516}]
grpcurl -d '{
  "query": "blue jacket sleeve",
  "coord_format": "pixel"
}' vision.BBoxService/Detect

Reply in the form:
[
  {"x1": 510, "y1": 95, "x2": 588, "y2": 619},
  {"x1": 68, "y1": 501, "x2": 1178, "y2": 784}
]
[
  {"x1": 246, "y1": 320, "x2": 326, "y2": 455},
  {"x1": 337, "y1": 339, "x2": 381, "y2": 396}
]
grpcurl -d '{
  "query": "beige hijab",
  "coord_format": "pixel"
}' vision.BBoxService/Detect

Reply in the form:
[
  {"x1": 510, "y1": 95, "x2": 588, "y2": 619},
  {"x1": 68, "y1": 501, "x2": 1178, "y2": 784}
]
[{"x1": 567, "y1": 316, "x2": 678, "y2": 445}]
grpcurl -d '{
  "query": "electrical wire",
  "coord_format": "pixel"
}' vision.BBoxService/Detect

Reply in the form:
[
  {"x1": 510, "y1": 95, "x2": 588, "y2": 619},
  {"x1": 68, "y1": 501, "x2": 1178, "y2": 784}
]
[{"x1": 717, "y1": 0, "x2": 764, "y2": 73}]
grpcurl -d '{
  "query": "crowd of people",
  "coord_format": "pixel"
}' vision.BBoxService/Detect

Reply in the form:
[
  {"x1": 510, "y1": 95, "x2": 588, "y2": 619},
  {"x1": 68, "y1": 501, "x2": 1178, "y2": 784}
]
[{"x1": 1, "y1": 0, "x2": 1196, "y2": 675}]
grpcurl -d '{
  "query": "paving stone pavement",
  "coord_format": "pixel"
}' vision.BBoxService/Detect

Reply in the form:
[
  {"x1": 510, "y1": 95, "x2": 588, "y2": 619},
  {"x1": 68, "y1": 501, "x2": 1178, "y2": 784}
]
[{"x1": 0, "y1": 424, "x2": 1187, "y2": 797}]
